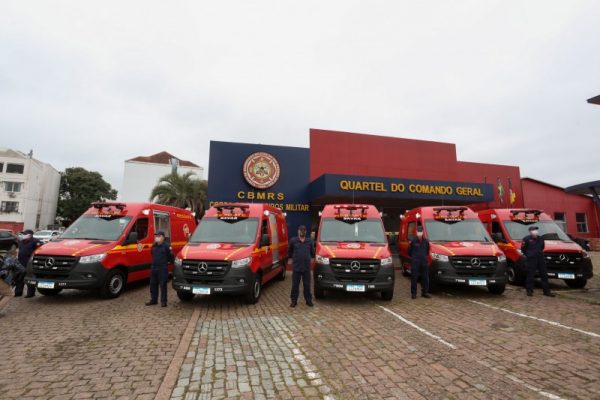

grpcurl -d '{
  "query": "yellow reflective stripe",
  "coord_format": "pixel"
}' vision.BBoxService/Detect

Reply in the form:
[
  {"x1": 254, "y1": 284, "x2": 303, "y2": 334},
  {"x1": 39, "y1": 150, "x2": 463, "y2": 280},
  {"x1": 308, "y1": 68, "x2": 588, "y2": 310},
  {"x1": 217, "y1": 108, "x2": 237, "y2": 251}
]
[
  {"x1": 373, "y1": 246, "x2": 384, "y2": 259},
  {"x1": 324, "y1": 245, "x2": 336, "y2": 258}
]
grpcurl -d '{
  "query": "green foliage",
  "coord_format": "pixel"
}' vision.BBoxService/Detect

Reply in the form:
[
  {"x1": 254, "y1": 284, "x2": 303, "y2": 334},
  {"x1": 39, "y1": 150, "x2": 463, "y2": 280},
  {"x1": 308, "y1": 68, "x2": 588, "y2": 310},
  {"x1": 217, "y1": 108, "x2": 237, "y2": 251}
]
[
  {"x1": 149, "y1": 171, "x2": 208, "y2": 218},
  {"x1": 57, "y1": 167, "x2": 118, "y2": 225}
]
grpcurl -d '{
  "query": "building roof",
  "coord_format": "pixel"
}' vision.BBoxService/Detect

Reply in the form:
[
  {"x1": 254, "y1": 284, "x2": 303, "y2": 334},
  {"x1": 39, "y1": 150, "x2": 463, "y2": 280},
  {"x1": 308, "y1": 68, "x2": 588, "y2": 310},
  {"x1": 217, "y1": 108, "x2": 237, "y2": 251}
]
[
  {"x1": 565, "y1": 180, "x2": 600, "y2": 195},
  {"x1": 126, "y1": 151, "x2": 200, "y2": 168}
]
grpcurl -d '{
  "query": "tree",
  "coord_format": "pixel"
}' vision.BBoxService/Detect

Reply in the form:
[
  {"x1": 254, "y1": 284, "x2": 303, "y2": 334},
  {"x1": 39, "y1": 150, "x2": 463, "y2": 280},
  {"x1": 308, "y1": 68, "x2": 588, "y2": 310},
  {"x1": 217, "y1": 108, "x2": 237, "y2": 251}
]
[
  {"x1": 150, "y1": 171, "x2": 208, "y2": 219},
  {"x1": 57, "y1": 167, "x2": 118, "y2": 226}
]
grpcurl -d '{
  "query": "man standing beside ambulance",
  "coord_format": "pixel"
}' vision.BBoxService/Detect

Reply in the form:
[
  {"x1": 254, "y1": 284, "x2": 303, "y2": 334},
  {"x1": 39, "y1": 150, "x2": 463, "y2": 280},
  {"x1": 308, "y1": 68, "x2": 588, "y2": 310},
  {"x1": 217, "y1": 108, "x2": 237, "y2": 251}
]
[{"x1": 521, "y1": 226, "x2": 555, "y2": 297}]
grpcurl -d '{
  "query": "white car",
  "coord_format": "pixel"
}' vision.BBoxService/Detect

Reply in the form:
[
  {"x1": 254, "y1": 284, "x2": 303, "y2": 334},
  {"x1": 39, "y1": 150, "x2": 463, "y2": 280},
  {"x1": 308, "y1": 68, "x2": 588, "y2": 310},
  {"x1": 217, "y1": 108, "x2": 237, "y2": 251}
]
[{"x1": 33, "y1": 230, "x2": 61, "y2": 243}]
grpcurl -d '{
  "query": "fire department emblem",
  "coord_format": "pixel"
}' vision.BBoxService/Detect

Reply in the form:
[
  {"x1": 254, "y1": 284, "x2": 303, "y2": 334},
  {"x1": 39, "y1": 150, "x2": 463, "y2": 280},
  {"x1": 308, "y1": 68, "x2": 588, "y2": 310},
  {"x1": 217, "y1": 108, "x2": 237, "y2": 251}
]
[{"x1": 243, "y1": 152, "x2": 280, "y2": 189}]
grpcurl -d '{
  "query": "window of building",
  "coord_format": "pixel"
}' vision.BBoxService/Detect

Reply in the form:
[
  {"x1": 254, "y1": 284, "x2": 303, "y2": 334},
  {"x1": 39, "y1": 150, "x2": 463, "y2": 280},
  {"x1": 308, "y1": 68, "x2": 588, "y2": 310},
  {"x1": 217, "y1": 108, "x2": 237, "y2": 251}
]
[
  {"x1": 6, "y1": 164, "x2": 24, "y2": 174},
  {"x1": 0, "y1": 201, "x2": 19, "y2": 213},
  {"x1": 4, "y1": 182, "x2": 22, "y2": 192},
  {"x1": 554, "y1": 212, "x2": 567, "y2": 233},
  {"x1": 0, "y1": 163, "x2": 3, "y2": 172},
  {"x1": 576, "y1": 213, "x2": 588, "y2": 233}
]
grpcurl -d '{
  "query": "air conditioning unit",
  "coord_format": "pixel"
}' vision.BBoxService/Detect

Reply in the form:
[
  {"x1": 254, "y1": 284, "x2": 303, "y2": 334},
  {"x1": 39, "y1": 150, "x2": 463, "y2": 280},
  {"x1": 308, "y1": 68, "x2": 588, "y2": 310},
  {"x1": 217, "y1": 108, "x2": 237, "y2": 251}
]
[{"x1": 8, "y1": 192, "x2": 16, "y2": 198}]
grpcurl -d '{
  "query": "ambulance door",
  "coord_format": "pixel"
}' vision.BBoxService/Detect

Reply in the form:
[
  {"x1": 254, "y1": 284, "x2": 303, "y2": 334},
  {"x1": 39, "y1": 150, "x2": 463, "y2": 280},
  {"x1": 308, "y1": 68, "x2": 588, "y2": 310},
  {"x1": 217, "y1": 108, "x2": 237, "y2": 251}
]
[
  {"x1": 125, "y1": 216, "x2": 152, "y2": 282},
  {"x1": 269, "y1": 213, "x2": 279, "y2": 265},
  {"x1": 154, "y1": 211, "x2": 172, "y2": 242}
]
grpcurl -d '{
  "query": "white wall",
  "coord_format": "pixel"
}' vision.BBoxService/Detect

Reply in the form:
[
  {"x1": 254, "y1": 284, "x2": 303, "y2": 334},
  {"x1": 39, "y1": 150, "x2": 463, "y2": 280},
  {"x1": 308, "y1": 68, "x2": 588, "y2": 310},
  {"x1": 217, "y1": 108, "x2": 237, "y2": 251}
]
[{"x1": 119, "y1": 161, "x2": 204, "y2": 202}]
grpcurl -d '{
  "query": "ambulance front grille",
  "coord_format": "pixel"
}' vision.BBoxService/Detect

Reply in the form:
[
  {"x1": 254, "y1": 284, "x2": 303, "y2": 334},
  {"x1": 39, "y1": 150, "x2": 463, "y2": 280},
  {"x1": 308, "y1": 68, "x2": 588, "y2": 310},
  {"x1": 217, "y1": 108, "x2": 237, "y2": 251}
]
[
  {"x1": 330, "y1": 258, "x2": 380, "y2": 282},
  {"x1": 450, "y1": 256, "x2": 498, "y2": 276},
  {"x1": 32, "y1": 255, "x2": 78, "y2": 277},
  {"x1": 544, "y1": 253, "x2": 583, "y2": 270},
  {"x1": 182, "y1": 260, "x2": 230, "y2": 282}
]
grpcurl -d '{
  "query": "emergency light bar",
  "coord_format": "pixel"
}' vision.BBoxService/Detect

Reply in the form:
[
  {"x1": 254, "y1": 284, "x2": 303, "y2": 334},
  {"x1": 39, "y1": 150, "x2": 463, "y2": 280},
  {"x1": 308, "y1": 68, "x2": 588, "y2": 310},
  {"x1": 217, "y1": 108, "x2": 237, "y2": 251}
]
[
  {"x1": 215, "y1": 203, "x2": 250, "y2": 223},
  {"x1": 433, "y1": 206, "x2": 467, "y2": 222},
  {"x1": 510, "y1": 209, "x2": 542, "y2": 222},
  {"x1": 334, "y1": 204, "x2": 369, "y2": 223},
  {"x1": 92, "y1": 202, "x2": 127, "y2": 211},
  {"x1": 215, "y1": 203, "x2": 250, "y2": 212},
  {"x1": 510, "y1": 209, "x2": 542, "y2": 216}
]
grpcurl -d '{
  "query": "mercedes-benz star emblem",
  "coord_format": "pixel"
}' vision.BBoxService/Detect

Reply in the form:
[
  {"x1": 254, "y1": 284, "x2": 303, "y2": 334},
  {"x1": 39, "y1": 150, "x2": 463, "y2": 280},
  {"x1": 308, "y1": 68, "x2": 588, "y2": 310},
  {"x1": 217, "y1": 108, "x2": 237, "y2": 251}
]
[
  {"x1": 559, "y1": 254, "x2": 568, "y2": 262},
  {"x1": 470, "y1": 258, "x2": 481, "y2": 268},
  {"x1": 197, "y1": 262, "x2": 208, "y2": 273},
  {"x1": 45, "y1": 257, "x2": 55, "y2": 268},
  {"x1": 350, "y1": 261, "x2": 361, "y2": 271}
]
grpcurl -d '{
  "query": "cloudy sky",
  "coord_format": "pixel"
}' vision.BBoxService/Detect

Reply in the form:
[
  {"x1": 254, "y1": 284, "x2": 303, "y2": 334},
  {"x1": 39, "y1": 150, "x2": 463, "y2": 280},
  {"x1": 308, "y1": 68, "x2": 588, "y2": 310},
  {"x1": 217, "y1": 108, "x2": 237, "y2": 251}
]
[{"x1": 1, "y1": 1, "x2": 599, "y2": 192}]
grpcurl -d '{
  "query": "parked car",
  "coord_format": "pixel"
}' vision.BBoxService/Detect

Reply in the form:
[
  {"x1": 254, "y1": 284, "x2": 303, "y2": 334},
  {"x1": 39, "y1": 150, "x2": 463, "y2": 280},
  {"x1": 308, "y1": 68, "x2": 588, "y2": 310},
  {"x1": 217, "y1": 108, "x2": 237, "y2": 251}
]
[
  {"x1": 0, "y1": 229, "x2": 18, "y2": 253},
  {"x1": 33, "y1": 230, "x2": 62, "y2": 243},
  {"x1": 567, "y1": 234, "x2": 591, "y2": 251}
]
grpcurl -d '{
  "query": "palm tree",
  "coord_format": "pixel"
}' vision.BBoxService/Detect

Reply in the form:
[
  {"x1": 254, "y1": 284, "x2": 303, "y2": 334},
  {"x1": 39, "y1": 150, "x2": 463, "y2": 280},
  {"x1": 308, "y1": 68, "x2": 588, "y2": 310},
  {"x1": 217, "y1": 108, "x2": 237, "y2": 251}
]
[{"x1": 149, "y1": 172, "x2": 208, "y2": 219}]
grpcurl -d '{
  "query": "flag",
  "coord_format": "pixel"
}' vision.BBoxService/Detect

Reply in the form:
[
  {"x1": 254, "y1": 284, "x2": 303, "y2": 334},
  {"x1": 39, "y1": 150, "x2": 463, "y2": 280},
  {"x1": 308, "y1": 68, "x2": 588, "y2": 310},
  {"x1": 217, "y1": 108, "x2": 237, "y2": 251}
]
[
  {"x1": 497, "y1": 177, "x2": 504, "y2": 204},
  {"x1": 508, "y1": 177, "x2": 516, "y2": 206}
]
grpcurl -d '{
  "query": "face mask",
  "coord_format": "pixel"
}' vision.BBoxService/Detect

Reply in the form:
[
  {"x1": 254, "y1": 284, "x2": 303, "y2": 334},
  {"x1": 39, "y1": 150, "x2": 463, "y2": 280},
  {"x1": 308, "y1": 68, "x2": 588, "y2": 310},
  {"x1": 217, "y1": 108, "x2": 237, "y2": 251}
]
[
  {"x1": 417, "y1": 232, "x2": 423, "y2": 238},
  {"x1": 299, "y1": 231, "x2": 306, "y2": 238},
  {"x1": 154, "y1": 236, "x2": 163, "y2": 244},
  {"x1": 531, "y1": 230, "x2": 539, "y2": 237},
  {"x1": 23, "y1": 234, "x2": 32, "y2": 240}
]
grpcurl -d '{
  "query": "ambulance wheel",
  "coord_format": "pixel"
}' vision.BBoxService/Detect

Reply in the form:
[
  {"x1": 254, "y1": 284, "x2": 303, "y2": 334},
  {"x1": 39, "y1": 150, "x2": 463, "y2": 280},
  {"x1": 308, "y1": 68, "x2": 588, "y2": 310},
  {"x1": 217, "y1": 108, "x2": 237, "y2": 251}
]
[
  {"x1": 245, "y1": 273, "x2": 261, "y2": 304},
  {"x1": 565, "y1": 279, "x2": 587, "y2": 289},
  {"x1": 507, "y1": 265, "x2": 524, "y2": 286},
  {"x1": 381, "y1": 289, "x2": 394, "y2": 301},
  {"x1": 99, "y1": 269, "x2": 126, "y2": 299},
  {"x1": 487, "y1": 284, "x2": 506, "y2": 295},
  {"x1": 38, "y1": 288, "x2": 63, "y2": 296},
  {"x1": 277, "y1": 264, "x2": 286, "y2": 281},
  {"x1": 177, "y1": 291, "x2": 195, "y2": 301}
]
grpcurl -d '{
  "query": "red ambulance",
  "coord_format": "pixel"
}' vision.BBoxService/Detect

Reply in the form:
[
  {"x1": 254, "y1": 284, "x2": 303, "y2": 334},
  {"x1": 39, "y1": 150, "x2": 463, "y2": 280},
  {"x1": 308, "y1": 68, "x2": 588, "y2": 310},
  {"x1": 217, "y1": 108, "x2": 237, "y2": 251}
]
[
  {"x1": 314, "y1": 204, "x2": 395, "y2": 300},
  {"x1": 25, "y1": 202, "x2": 196, "y2": 298},
  {"x1": 398, "y1": 206, "x2": 507, "y2": 294},
  {"x1": 172, "y1": 203, "x2": 288, "y2": 304},
  {"x1": 478, "y1": 209, "x2": 593, "y2": 288}
]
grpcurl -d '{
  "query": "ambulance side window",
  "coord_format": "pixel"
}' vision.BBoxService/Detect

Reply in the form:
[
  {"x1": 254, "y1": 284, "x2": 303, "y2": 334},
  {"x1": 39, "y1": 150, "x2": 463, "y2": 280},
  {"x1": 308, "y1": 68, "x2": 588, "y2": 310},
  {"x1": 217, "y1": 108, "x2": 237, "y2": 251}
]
[
  {"x1": 492, "y1": 222, "x2": 505, "y2": 241},
  {"x1": 260, "y1": 219, "x2": 270, "y2": 247},
  {"x1": 407, "y1": 222, "x2": 416, "y2": 240},
  {"x1": 132, "y1": 218, "x2": 149, "y2": 241},
  {"x1": 154, "y1": 211, "x2": 171, "y2": 241}
]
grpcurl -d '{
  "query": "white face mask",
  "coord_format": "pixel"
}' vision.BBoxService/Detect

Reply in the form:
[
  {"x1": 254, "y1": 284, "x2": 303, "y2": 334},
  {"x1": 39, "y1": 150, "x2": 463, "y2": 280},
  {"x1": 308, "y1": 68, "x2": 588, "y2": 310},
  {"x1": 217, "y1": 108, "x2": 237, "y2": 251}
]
[
  {"x1": 531, "y1": 230, "x2": 539, "y2": 237},
  {"x1": 154, "y1": 236, "x2": 163, "y2": 244},
  {"x1": 417, "y1": 232, "x2": 424, "y2": 238},
  {"x1": 23, "y1": 234, "x2": 32, "y2": 240}
]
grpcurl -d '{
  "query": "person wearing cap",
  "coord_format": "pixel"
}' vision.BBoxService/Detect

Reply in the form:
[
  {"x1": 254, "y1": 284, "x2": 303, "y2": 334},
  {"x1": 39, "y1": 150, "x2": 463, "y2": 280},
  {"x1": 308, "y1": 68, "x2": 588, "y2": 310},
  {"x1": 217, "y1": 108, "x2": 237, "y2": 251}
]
[
  {"x1": 288, "y1": 225, "x2": 315, "y2": 307},
  {"x1": 521, "y1": 226, "x2": 555, "y2": 297},
  {"x1": 146, "y1": 231, "x2": 174, "y2": 307},
  {"x1": 15, "y1": 229, "x2": 43, "y2": 298},
  {"x1": 409, "y1": 225, "x2": 431, "y2": 299},
  {"x1": 0, "y1": 248, "x2": 21, "y2": 314}
]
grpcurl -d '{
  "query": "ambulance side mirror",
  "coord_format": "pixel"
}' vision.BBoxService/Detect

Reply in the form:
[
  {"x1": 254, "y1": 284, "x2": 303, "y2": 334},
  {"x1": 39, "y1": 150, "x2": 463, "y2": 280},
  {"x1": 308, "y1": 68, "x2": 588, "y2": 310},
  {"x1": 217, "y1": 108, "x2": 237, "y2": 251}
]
[
  {"x1": 260, "y1": 234, "x2": 271, "y2": 248},
  {"x1": 124, "y1": 231, "x2": 138, "y2": 245}
]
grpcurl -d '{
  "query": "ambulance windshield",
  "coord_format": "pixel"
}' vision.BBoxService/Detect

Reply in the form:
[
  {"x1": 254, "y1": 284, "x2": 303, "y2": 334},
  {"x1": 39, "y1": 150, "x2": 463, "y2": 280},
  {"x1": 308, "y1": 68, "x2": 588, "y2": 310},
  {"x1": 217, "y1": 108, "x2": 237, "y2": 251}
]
[
  {"x1": 61, "y1": 215, "x2": 132, "y2": 241},
  {"x1": 190, "y1": 217, "x2": 259, "y2": 244},
  {"x1": 319, "y1": 218, "x2": 386, "y2": 243},
  {"x1": 504, "y1": 220, "x2": 570, "y2": 241},
  {"x1": 425, "y1": 219, "x2": 492, "y2": 242}
]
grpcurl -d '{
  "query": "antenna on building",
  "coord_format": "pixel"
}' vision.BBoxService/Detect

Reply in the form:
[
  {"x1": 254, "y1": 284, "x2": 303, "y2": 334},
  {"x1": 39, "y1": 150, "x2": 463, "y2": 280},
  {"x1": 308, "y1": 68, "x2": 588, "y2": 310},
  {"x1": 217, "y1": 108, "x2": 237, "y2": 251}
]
[{"x1": 28, "y1": 149, "x2": 33, "y2": 158}]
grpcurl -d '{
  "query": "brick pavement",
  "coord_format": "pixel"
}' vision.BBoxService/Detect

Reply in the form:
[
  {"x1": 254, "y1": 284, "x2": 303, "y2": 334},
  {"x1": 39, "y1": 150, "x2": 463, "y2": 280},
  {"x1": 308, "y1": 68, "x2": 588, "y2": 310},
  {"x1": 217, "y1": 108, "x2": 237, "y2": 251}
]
[{"x1": 0, "y1": 253, "x2": 599, "y2": 399}]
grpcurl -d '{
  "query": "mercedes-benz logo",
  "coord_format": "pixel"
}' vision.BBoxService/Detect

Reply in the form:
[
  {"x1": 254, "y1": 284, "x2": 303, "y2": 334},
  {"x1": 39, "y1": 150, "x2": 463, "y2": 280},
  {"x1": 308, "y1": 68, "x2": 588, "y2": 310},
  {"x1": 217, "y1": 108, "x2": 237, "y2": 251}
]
[
  {"x1": 470, "y1": 258, "x2": 481, "y2": 268},
  {"x1": 350, "y1": 261, "x2": 361, "y2": 271},
  {"x1": 559, "y1": 254, "x2": 568, "y2": 262},
  {"x1": 45, "y1": 257, "x2": 55, "y2": 268},
  {"x1": 197, "y1": 262, "x2": 208, "y2": 273}
]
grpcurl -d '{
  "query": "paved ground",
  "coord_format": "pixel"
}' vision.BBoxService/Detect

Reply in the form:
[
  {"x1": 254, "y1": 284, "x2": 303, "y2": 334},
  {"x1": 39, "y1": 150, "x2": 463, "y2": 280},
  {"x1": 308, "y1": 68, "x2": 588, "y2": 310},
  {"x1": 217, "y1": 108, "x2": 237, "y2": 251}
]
[{"x1": 1, "y1": 253, "x2": 599, "y2": 399}]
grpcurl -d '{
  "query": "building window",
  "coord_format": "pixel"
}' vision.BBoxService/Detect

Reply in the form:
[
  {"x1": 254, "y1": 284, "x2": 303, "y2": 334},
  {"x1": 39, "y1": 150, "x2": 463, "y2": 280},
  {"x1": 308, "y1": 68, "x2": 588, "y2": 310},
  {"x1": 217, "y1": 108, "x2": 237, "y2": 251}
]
[
  {"x1": 4, "y1": 182, "x2": 22, "y2": 193},
  {"x1": 554, "y1": 212, "x2": 567, "y2": 233},
  {"x1": 575, "y1": 213, "x2": 588, "y2": 233},
  {"x1": 0, "y1": 163, "x2": 3, "y2": 172},
  {"x1": 0, "y1": 201, "x2": 19, "y2": 213},
  {"x1": 6, "y1": 163, "x2": 24, "y2": 174}
]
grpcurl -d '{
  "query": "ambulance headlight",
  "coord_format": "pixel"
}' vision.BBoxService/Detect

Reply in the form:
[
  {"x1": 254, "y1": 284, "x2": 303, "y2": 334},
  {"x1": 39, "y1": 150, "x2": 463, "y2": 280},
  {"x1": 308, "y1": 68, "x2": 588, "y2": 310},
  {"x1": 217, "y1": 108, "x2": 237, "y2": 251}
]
[
  {"x1": 497, "y1": 255, "x2": 507, "y2": 262},
  {"x1": 380, "y1": 256, "x2": 393, "y2": 266},
  {"x1": 79, "y1": 253, "x2": 106, "y2": 264},
  {"x1": 582, "y1": 251, "x2": 590, "y2": 259},
  {"x1": 316, "y1": 255, "x2": 329, "y2": 265},
  {"x1": 174, "y1": 257, "x2": 183, "y2": 267},
  {"x1": 431, "y1": 253, "x2": 449, "y2": 262},
  {"x1": 231, "y1": 257, "x2": 252, "y2": 268}
]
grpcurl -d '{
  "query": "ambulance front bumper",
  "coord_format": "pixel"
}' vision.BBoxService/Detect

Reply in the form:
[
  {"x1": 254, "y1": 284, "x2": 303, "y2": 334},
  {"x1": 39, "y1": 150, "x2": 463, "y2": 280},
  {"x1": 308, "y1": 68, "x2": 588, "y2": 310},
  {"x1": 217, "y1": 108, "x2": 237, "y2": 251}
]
[
  {"x1": 172, "y1": 265, "x2": 254, "y2": 295},
  {"x1": 25, "y1": 260, "x2": 109, "y2": 290},
  {"x1": 314, "y1": 263, "x2": 395, "y2": 292},
  {"x1": 429, "y1": 259, "x2": 508, "y2": 287}
]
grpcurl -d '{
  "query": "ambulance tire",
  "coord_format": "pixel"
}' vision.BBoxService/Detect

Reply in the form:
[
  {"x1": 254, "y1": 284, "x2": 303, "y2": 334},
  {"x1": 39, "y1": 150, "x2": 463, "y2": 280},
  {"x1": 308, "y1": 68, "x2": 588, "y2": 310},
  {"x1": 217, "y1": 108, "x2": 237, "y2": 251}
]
[
  {"x1": 245, "y1": 273, "x2": 262, "y2": 304},
  {"x1": 381, "y1": 288, "x2": 394, "y2": 301},
  {"x1": 565, "y1": 278, "x2": 587, "y2": 289},
  {"x1": 276, "y1": 263, "x2": 286, "y2": 281},
  {"x1": 487, "y1": 284, "x2": 506, "y2": 295},
  {"x1": 177, "y1": 291, "x2": 195, "y2": 301},
  {"x1": 507, "y1": 264, "x2": 525, "y2": 286},
  {"x1": 38, "y1": 288, "x2": 63, "y2": 296},
  {"x1": 99, "y1": 269, "x2": 126, "y2": 299}
]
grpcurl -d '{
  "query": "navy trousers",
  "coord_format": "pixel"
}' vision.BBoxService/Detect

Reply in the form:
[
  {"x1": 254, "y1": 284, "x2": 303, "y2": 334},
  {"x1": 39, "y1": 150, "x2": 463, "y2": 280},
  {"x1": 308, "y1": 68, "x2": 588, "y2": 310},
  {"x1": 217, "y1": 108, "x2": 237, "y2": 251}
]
[
  {"x1": 525, "y1": 256, "x2": 550, "y2": 294},
  {"x1": 411, "y1": 261, "x2": 429, "y2": 296},
  {"x1": 150, "y1": 267, "x2": 168, "y2": 304},
  {"x1": 291, "y1": 270, "x2": 312, "y2": 303}
]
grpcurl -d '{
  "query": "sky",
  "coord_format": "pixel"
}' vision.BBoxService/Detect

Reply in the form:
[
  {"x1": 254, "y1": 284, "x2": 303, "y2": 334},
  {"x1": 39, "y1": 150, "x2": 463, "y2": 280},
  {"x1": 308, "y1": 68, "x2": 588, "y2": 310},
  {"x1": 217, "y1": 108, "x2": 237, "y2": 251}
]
[{"x1": 1, "y1": 1, "x2": 599, "y2": 193}]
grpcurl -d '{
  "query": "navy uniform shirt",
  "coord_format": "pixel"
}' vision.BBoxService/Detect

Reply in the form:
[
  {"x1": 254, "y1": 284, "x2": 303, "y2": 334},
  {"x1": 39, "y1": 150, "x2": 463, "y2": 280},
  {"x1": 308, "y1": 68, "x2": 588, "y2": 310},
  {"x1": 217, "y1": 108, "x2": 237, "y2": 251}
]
[
  {"x1": 18, "y1": 238, "x2": 42, "y2": 266},
  {"x1": 521, "y1": 235, "x2": 545, "y2": 258},
  {"x1": 151, "y1": 241, "x2": 173, "y2": 269},
  {"x1": 288, "y1": 236, "x2": 315, "y2": 272},
  {"x1": 409, "y1": 236, "x2": 430, "y2": 264}
]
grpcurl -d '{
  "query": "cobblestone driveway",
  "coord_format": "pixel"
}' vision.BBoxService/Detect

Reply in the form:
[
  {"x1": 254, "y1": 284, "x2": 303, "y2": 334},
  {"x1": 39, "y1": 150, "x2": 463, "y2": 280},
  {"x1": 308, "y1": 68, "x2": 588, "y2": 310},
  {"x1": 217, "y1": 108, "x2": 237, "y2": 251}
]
[{"x1": 1, "y1": 254, "x2": 599, "y2": 399}]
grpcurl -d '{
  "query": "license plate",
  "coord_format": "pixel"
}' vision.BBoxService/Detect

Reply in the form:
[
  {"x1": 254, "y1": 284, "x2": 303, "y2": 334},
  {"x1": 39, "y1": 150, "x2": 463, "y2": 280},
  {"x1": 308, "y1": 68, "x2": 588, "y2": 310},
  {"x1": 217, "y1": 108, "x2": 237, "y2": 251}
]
[
  {"x1": 468, "y1": 279, "x2": 487, "y2": 286},
  {"x1": 192, "y1": 287, "x2": 211, "y2": 295},
  {"x1": 38, "y1": 281, "x2": 55, "y2": 289},
  {"x1": 558, "y1": 273, "x2": 575, "y2": 279},
  {"x1": 346, "y1": 284, "x2": 366, "y2": 292}
]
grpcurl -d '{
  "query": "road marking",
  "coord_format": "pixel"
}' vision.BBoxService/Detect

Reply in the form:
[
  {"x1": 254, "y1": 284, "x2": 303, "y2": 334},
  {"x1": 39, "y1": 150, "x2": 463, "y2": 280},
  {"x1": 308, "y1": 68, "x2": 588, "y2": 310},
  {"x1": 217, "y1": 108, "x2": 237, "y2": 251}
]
[
  {"x1": 469, "y1": 300, "x2": 600, "y2": 339},
  {"x1": 475, "y1": 360, "x2": 565, "y2": 400},
  {"x1": 379, "y1": 306, "x2": 457, "y2": 349}
]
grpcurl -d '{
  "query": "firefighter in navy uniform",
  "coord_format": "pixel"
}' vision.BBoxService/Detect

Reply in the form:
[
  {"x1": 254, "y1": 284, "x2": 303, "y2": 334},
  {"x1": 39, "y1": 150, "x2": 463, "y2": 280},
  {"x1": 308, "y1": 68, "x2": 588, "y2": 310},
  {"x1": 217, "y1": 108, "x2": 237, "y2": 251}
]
[
  {"x1": 15, "y1": 229, "x2": 43, "y2": 298},
  {"x1": 289, "y1": 225, "x2": 315, "y2": 307},
  {"x1": 146, "y1": 231, "x2": 174, "y2": 307},
  {"x1": 409, "y1": 226, "x2": 431, "y2": 299},
  {"x1": 521, "y1": 226, "x2": 555, "y2": 297}
]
